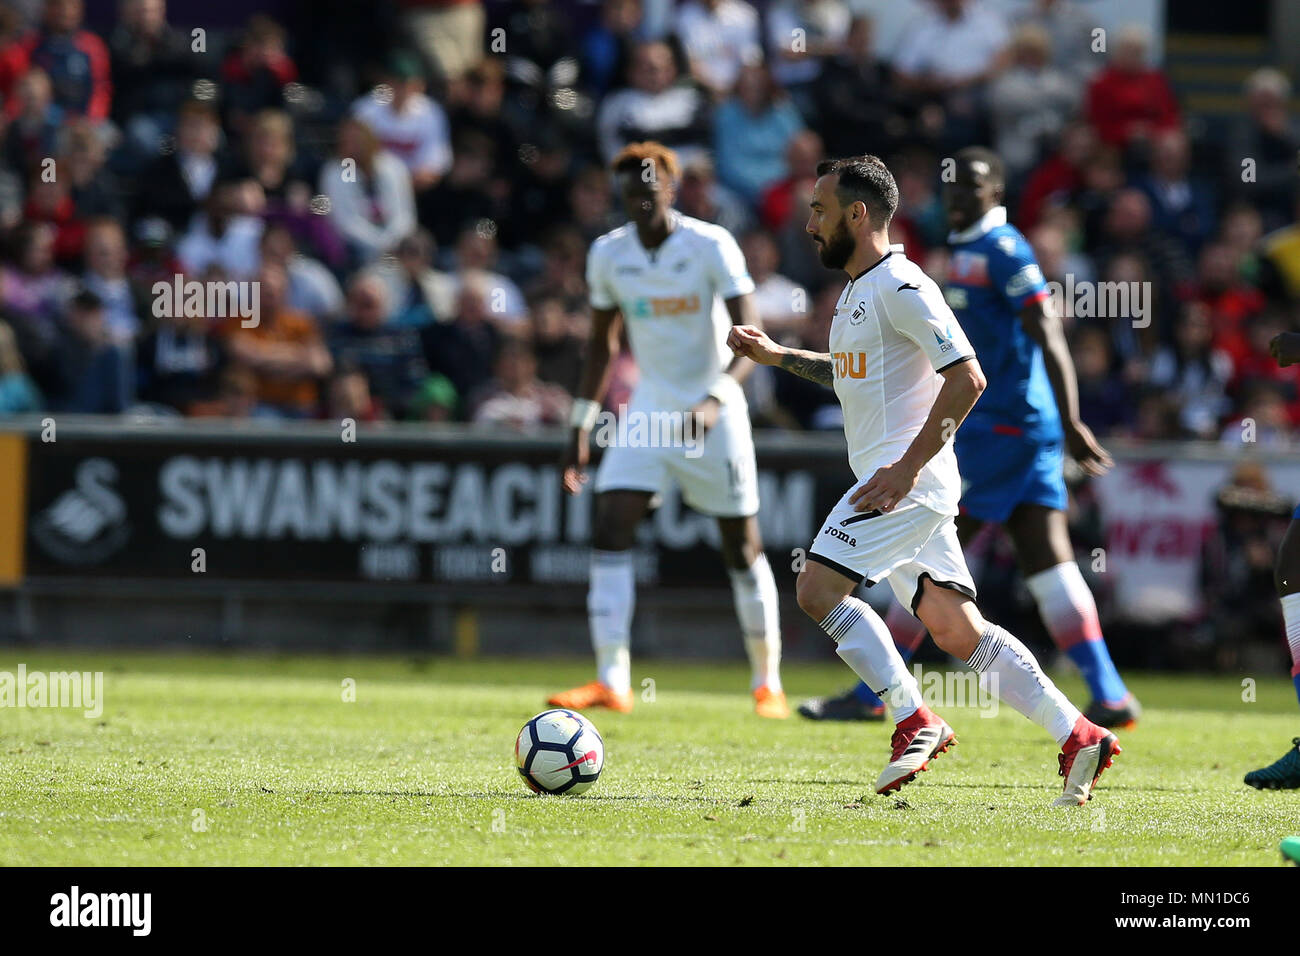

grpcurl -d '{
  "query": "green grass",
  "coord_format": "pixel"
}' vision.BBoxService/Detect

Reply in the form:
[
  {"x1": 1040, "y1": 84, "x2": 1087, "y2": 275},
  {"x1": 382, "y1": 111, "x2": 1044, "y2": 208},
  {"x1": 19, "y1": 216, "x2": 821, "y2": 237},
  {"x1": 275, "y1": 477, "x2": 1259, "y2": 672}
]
[{"x1": 0, "y1": 652, "x2": 1297, "y2": 866}]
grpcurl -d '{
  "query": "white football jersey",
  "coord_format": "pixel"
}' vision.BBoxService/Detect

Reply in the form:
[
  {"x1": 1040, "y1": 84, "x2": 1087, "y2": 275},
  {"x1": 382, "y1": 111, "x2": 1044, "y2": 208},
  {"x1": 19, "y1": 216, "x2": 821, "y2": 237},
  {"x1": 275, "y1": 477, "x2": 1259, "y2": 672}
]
[
  {"x1": 587, "y1": 212, "x2": 755, "y2": 411},
  {"x1": 829, "y1": 245, "x2": 976, "y2": 515}
]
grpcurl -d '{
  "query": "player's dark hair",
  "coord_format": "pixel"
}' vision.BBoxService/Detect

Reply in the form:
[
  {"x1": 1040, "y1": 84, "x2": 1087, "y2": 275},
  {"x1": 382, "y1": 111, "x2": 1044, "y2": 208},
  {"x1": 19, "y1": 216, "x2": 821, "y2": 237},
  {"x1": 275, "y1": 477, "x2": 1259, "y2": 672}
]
[
  {"x1": 816, "y1": 155, "x2": 899, "y2": 227},
  {"x1": 953, "y1": 146, "x2": 1005, "y2": 188}
]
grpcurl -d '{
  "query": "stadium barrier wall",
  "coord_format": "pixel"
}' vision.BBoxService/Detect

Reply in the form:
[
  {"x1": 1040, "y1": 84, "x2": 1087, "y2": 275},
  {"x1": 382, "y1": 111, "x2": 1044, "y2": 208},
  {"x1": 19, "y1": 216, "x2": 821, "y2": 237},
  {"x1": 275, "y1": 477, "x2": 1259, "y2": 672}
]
[{"x1": 0, "y1": 417, "x2": 1292, "y2": 655}]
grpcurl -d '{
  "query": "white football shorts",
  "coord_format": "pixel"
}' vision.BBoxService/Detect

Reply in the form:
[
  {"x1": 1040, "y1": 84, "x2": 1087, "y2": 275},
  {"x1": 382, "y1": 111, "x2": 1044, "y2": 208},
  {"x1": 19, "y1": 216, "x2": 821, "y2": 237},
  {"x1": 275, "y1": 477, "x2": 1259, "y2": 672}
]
[
  {"x1": 593, "y1": 400, "x2": 760, "y2": 518},
  {"x1": 807, "y1": 487, "x2": 976, "y2": 616}
]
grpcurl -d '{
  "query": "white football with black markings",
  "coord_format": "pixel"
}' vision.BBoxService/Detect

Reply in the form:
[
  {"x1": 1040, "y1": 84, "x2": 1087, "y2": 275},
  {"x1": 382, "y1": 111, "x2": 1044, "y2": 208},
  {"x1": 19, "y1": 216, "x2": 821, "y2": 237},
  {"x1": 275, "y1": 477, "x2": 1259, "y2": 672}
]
[{"x1": 515, "y1": 709, "x2": 605, "y2": 795}]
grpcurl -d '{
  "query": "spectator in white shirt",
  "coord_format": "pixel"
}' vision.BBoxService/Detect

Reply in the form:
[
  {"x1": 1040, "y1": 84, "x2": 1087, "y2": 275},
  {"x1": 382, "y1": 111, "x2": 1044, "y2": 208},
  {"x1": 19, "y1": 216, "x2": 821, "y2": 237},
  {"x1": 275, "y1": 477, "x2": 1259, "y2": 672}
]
[
  {"x1": 893, "y1": 0, "x2": 1010, "y2": 94},
  {"x1": 988, "y1": 23, "x2": 1081, "y2": 181},
  {"x1": 319, "y1": 116, "x2": 417, "y2": 265},
  {"x1": 176, "y1": 180, "x2": 264, "y2": 279},
  {"x1": 350, "y1": 52, "x2": 452, "y2": 192},
  {"x1": 596, "y1": 40, "x2": 711, "y2": 164},
  {"x1": 674, "y1": 0, "x2": 762, "y2": 98}
]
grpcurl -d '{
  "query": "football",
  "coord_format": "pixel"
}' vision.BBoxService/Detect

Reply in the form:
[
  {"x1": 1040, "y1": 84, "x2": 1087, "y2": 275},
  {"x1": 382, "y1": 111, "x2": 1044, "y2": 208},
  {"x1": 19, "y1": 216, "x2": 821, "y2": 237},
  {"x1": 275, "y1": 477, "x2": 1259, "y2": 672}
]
[{"x1": 515, "y1": 709, "x2": 606, "y2": 795}]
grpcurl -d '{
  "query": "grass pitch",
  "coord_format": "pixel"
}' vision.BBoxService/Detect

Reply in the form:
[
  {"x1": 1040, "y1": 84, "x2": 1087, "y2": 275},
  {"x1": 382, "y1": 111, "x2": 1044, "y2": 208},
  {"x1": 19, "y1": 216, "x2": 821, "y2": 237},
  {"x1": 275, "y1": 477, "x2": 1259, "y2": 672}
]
[{"x1": 1, "y1": 651, "x2": 1296, "y2": 866}]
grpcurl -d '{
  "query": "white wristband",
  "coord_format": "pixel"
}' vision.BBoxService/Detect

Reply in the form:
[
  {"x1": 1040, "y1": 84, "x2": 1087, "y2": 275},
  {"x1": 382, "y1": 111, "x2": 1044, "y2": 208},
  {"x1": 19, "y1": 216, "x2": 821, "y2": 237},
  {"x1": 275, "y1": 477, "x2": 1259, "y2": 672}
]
[
  {"x1": 569, "y1": 398, "x2": 600, "y2": 431},
  {"x1": 706, "y1": 372, "x2": 739, "y2": 404}
]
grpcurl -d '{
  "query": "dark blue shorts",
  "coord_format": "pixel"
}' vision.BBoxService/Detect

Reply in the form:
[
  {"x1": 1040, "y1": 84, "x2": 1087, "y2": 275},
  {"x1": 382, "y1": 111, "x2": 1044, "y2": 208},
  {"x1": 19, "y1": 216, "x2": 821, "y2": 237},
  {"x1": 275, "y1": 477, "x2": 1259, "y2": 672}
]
[{"x1": 954, "y1": 420, "x2": 1067, "y2": 524}]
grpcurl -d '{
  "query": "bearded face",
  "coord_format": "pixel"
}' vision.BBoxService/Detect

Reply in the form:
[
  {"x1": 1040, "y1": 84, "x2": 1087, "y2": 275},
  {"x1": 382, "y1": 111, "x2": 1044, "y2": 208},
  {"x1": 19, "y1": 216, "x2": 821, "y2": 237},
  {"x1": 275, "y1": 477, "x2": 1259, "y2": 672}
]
[{"x1": 815, "y1": 212, "x2": 856, "y2": 270}]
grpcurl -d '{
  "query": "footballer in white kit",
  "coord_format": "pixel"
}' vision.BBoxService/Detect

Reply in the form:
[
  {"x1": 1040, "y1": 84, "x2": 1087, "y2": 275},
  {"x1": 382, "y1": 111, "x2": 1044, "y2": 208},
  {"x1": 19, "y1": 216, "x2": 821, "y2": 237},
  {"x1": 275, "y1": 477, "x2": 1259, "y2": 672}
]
[
  {"x1": 728, "y1": 155, "x2": 1121, "y2": 805},
  {"x1": 551, "y1": 141, "x2": 789, "y2": 719}
]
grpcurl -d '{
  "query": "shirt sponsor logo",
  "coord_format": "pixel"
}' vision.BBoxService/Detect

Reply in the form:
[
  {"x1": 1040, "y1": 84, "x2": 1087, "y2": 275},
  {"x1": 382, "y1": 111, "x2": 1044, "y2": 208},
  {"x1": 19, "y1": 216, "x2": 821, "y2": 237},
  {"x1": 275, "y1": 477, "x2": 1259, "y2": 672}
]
[
  {"x1": 630, "y1": 294, "x2": 701, "y2": 317},
  {"x1": 832, "y1": 351, "x2": 868, "y2": 379}
]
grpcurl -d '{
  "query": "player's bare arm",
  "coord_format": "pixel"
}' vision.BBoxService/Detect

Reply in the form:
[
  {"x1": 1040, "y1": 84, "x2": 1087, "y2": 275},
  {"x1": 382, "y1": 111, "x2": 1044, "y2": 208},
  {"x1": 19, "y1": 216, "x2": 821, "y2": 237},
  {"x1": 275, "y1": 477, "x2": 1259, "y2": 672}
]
[
  {"x1": 850, "y1": 357, "x2": 987, "y2": 514},
  {"x1": 1270, "y1": 330, "x2": 1300, "y2": 368},
  {"x1": 561, "y1": 305, "x2": 622, "y2": 495},
  {"x1": 727, "y1": 324, "x2": 834, "y2": 387},
  {"x1": 1018, "y1": 298, "x2": 1112, "y2": 477}
]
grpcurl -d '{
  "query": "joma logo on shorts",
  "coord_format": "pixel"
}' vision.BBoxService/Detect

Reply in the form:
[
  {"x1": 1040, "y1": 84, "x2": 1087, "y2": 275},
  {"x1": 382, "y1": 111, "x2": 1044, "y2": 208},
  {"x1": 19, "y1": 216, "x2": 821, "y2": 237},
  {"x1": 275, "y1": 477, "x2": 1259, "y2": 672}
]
[
  {"x1": 823, "y1": 526, "x2": 856, "y2": 547},
  {"x1": 832, "y1": 351, "x2": 867, "y2": 379}
]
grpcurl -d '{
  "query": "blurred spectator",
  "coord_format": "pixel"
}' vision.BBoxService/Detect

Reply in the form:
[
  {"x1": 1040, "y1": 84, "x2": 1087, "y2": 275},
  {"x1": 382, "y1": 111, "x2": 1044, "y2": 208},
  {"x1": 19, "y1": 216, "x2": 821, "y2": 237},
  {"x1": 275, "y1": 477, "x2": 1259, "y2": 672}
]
[
  {"x1": 1202, "y1": 463, "x2": 1291, "y2": 652},
  {"x1": 136, "y1": 99, "x2": 233, "y2": 231},
  {"x1": 422, "y1": 270, "x2": 500, "y2": 403},
  {"x1": 581, "y1": 0, "x2": 643, "y2": 97},
  {"x1": 0, "y1": 319, "x2": 41, "y2": 412},
  {"x1": 259, "y1": 224, "x2": 344, "y2": 325},
  {"x1": 507, "y1": 131, "x2": 576, "y2": 249},
  {"x1": 470, "y1": 337, "x2": 570, "y2": 429},
  {"x1": 525, "y1": 225, "x2": 589, "y2": 313},
  {"x1": 19, "y1": 0, "x2": 111, "y2": 123},
  {"x1": 218, "y1": 14, "x2": 297, "y2": 137},
  {"x1": 1220, "y1": 380, "x2": 1292, "y2": 446},
  {"x1": 675, "y1": 153, "x2": 753, "y2": 237},
  {"x1": 1258, "y1": 196, "x2": 1300, "y2": 307},
  {"x1": 530, "y1": 293, "x2": 585, "y2": 394},
  {"x1": 326, "y1": 361, "x2": 387, "y2": 423},
  {"x1": 4, "y1": 66, "x2": 60, "y2": 174},
  {"x1": 501, "y1": 0, "x2": 578, "y2": 74},
  {"x1": 188, "y1": 364, "x2": 258, "y2": 419},
  {"x1": 407, "y1": 371, "x2": 459, "y2": 422},
  {"x1": 383, "y1": 228, "x2": 456, "y2": 327},
  {"x1": 319, "y1": 116, "x2": 416, "y2": 265},
  {"x1": 765, "y1": 0, "x2": 849, "y2": 98},
  {"x1": 741, "y1": 228, "x2": 805, "y2": 336},
  {"x1": 1016, "y1": 119, "x2": 1095, "y2": 232},
  {"x1": 1024, "y1": 0, "x2": 1097, "y2": 81},
  {"x1": 1189, "y1": 240, "x2": 1264, "y2": 368},
  {"x1": 759, "y1": 129, "x2": 821, "y2": 235},
  {"x1": 135, "y1": 289, "x2": 224, "y2": 413},
  {"x1": 713, "y1": 62, "x2": 804, "y2": 204},
  {"x1": 176, "y1": 179, "x2": 263, "y2": 279},
  {"x1": 1093, "y1": 187, "x2": 1192, "y2": 327},
  {"x1": 0, "y1": 5, "x2": 29, "y2": 108},
  {"x1": 449, "y1": 225, "x2": 526, "y2": 327},
  {"x1": 50, "y1": 287, "x2": 132, "y2": 412},
  {"x1": 81, "y1": 217, "x2": 140, "y2": 343},
  {"x1": 1084, "y1": 24, "x2": 1179, "y2": 149},
  {"x1": 1, "y1": 220, "x2": 71, "y2": 393},
  {"x1": 987, "y1": 23, "x2": 1080, "y2": 183},
  {"x1": 444, "y1": 58, "x2": 520, "y2": 189},
  {"x1": 773, "y1": 282, "x2": 841, "y2": 429},
  {"x1": 401, "y1": 0, "x2": 485, "y2": 83},
  {"x1": 1134, "y1": 127, "x2": 1216, "y2": 255},
  {"x1": 893, "y1": 0, "x2": 1010, "y2": 147},
  {"x1": 233, "y1": 109, "x2": 312, "y2": 214},
  {"x1": 811, "y1": 16, "x2": 902, "y2": 160},
  {"x1": 1072, "y1": 321, "x2": 1132, "y2": 435},
  {"x1": 1226, "y1": 68, "x2": 1300, "y2": 232},
  {"x1": 109, "y1": 0, "x2": 199, "y2": 158},
  {"x1": 329, "y1": 271, "x2": 430, "y2": 418},
  {"x1": 673, "y1": 0, "x2": 761, "y2": 99},
  {"x1": 422, "y1": 127, "x2": 507, "y2": 250},
  {"x1": 1148, "y1": 301, "x2": 1233, "y2": 439},
  {"x1": 596, "y1": 39, "x2": 709, "y2": 164},
  {"x1": 60, "y1": 117, "x2": 123, "y2": 221},
  {"x1": 352, "y1": 53, "x2": 452, "y2": 193},
  {"x1": 220, "y1": 262, "x2": 332, "y2": 418},
  {"x1": 568, "y1": 163, "x2": 619, "y2": 244}
]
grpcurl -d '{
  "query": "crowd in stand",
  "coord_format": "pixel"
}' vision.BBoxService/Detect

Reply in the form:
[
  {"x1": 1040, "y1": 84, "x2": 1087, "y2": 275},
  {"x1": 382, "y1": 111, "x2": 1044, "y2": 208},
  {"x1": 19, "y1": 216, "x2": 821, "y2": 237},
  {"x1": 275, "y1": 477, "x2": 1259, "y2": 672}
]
[{"x1": 0, "y1": 0, "x2": 1298, "y2": 447}]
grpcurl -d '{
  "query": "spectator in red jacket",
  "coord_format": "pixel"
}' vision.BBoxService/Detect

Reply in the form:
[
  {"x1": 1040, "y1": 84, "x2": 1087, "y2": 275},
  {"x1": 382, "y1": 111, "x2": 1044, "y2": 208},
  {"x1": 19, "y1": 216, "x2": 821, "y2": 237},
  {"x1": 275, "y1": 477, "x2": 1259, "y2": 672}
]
[
  {"x1": 19, "y1": 0, "x2": 111, "y2": 123},
  {"x1": 0, "y1": 4, "x2": 30, "y2": 108},
  {"x1": 219, "y1": 14, "x2": 298, "y2": 138},
  {"x1": 1085, "y1": 24, "x2": 1179, "y2": 149}
]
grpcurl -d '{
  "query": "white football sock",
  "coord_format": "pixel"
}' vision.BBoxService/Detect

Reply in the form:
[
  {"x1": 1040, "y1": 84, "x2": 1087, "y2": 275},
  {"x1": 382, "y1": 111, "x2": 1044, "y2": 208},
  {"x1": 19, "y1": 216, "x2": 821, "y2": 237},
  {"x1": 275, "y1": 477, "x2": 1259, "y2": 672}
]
[
  {"x1": 588, "y1": 549, "x2": 633, "y2": 694},
  {"x1": 730, "y1": 552, "x2": 782, "y2": 692},
  {"x1": 1282, "y1": 593, "x2": 1300, "y2": 670},
  {"x1": 820, "y1": 597, "x2": 923, "y2": 722},
  {"x1": 967, "y1": 622, "x2": 1081, "y2": 744}
]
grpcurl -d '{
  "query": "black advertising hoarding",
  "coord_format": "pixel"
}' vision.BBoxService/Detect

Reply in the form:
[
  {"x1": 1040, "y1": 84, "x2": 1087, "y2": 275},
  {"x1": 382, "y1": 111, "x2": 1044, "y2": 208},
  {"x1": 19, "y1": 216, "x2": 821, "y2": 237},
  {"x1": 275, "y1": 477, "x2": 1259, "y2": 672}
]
[{"x1": 20, "y1": 422, "x2": 856, "y2": 591}]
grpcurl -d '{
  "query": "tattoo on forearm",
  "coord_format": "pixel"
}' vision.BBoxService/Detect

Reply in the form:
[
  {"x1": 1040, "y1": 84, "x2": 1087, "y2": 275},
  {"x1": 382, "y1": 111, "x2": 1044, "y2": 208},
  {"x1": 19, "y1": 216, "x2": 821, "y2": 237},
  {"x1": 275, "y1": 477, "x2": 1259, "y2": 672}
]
[{"x1": 780, "y1": 351, "x2": 834, "y2": 387}]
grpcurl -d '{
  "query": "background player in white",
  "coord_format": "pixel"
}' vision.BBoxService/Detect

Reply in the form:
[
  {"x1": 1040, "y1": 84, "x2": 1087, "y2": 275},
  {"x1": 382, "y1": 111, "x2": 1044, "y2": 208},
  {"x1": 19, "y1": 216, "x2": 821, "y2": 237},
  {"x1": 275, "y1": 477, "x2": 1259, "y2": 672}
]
[
  {"x1": 728, "y1": 155, "x2": 1120, "y2": 803},
  {"x1": 550, "y1": 141, "x2": 789, "y2": 719}
]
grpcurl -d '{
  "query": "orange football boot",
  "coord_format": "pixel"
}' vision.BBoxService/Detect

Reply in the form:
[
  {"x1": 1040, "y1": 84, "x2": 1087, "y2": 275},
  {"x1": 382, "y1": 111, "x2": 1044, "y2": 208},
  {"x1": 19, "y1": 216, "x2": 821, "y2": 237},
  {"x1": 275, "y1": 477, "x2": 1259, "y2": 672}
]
[
  {"x1": 547, "y1": 680, "x2": 633, "y2": 713},
  {"x1": 754, "y1": 686, "x2": 790, "y2": 719}
]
